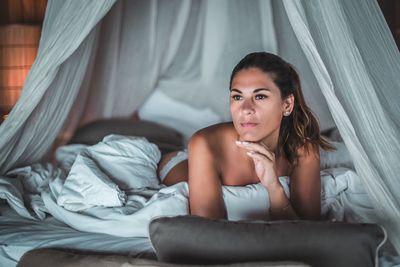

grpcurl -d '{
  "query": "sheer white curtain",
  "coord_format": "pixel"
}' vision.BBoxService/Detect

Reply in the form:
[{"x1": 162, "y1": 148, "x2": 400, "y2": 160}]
[
  {"x1": 60, "y1": 0, "x2": 311, "y2": 146},
  {"x1": 58, "y1": 0, "x2": 196, "y2": 145},
  {"x1": 282, "y1": 0, "x2": 400, "y2": 252},
  {"x1": 0, "y1": 0, "x2": 116, "y2": 173},
  {"x1": 146, "y1": 0, "x2": 335, "y2": 127},
  {"x1": 0, "y1": 0, "x2": 193, "y2": 172},
  {"x1": 156, "y1": 0, "x2": 279, "y2": 121},
  {"x1": 79, "y1": 0, "x2": 193, "y2": 122}
]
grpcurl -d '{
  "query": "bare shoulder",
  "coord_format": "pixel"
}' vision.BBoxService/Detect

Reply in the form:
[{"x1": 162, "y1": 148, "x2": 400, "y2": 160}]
[
  {"x1": 188, "y1": 122, "x2": 234, "y2": 151},
  {"x1": 296, "y1": 142, "x2": 320, "y2": 162},
  {"x1": 191, "y1": 122, "x2": 234, "y2": 138},
  {"x1": 289, "y1": 142, "x2": 321, "y2": 179}
]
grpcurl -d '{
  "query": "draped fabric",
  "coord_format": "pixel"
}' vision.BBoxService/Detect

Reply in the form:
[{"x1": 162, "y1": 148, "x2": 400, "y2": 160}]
[
  {"x1": 281, "y1": 0, "x2": 400, "y2": 252},
  {"x1": 155, "y1": 0, "x2": 279, "y2": 121},
  {"x1": 64, "y1": 0, "x2": 336, "y2": 141},
  {"x1": 80, "y1": 0, "x2": 196, "y2": 122},
  {"x1": 58, "y1": 0, "x2": 196, "y2": 144},
  {"x1": 0, "y1": 0, "x2": 399, "y2": 253},
  {"x1": 0, "y1": 0, "x2": 116, "y2": 172}
]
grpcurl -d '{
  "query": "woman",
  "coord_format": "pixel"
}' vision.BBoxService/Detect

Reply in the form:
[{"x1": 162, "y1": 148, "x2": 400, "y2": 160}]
[{"x1": 157, "y1": 52, "x2": 333, "y2": 220}]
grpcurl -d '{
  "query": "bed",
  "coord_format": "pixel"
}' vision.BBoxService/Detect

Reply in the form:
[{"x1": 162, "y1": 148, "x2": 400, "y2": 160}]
[{"x1": 0, "y1": 92, "x2": 398, "y2": 266}]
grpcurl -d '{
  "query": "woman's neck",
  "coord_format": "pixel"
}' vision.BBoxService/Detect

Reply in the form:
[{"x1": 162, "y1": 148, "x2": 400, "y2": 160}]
[{"x1": 261, "y1": 129, "x2": 280, "y2": 155}]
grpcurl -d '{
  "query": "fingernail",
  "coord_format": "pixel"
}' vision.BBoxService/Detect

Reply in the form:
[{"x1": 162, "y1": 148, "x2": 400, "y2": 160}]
[
  {"x1": 246, "y1": 151, "x2": 254, "y2": 155},
  {"x1": 236, "y1": 140, "x2": 250, "y2": 145}
]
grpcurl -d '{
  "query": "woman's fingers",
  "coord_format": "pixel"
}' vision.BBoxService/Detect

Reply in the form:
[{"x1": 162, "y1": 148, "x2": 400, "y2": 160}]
[{"x1": 235, "y1": 141, "x2": 275, "y2": 161}]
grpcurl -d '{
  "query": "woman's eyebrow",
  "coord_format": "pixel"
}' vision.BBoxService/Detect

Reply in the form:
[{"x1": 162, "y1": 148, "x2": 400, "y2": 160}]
[
  {"x1": 230, "y1": 88, "x2": 271, "y2": 93},
  {"x1": 253, "y1": 88, "x2": 271, "y2": 93}
]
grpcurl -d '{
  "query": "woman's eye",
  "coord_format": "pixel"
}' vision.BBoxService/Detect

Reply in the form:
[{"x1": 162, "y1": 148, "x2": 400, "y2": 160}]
[
  {"x1": 255, "y1": 94, "x2": 267, "y2": 100},
  {"x1": 231, "y1": 95, "x2": 242, "y2": 101}
]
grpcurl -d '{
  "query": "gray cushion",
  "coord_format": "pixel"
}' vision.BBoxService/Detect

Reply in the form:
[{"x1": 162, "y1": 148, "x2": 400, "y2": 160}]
[
  {"x1": 69, "y1": 119, "x2": 184, "y2": 154},
  {"x1": 149, "y1": 215, "x2": 386, "y2": 267}
]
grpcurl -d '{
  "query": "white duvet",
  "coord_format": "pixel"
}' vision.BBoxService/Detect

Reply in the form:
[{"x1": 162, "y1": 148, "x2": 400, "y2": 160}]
[{"x1": 0, "y1": 135, "x2": 378, "y2": 238}]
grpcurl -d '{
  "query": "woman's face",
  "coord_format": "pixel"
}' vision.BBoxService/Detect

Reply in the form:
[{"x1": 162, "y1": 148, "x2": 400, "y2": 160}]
[{"x1": 230, "y1": 67, "x2": 290, "y2": 143}]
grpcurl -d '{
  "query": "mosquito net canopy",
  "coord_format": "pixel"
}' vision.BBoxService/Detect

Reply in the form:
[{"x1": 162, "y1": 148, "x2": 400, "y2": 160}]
[{"x1": 0, "y1": 0, "x2": 399, "y2": 253}]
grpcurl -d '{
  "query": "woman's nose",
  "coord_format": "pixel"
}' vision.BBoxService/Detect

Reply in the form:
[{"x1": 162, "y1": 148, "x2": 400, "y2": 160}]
[{"x1": 241, "y1": 99, "x2": 255, "y2": 115}]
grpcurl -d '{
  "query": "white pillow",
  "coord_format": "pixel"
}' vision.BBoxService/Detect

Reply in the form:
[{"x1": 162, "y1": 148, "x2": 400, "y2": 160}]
[
  {"x1": 57, "y1": 152, "x2": 127, "y2": 211},
  {"x1": 139, "y1": 90, "x2": 222, "y2": 142},
  {"x1": 57, "y1": 135, "x2": 162, "y2": 211}
]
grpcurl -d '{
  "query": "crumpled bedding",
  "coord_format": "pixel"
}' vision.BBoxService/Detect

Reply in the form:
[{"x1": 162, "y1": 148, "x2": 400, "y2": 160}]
[{"x1": 0, "y1": 135, "x2": 377, "y2": 238}]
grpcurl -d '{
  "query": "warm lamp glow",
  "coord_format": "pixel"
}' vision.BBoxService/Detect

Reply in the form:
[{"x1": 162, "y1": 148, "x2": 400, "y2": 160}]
[{"x1": 0, "y1": 24, "x2": 40, "y2": 114}]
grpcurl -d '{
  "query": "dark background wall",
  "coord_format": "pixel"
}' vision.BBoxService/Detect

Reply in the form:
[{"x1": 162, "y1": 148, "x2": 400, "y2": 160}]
[
  {"x1": 377, "y1": 0, "x2": 400, "y2": 49},
  {"x1": 0, "y1": 0, "x2": 47, "y2": 25}
]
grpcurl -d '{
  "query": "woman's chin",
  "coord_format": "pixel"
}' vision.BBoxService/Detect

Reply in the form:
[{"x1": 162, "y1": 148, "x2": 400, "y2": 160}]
[{"x1": 238, "y1": 132, "x2": 262, "y2": 142}]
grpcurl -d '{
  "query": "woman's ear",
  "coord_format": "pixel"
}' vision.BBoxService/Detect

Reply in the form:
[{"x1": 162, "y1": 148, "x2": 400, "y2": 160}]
[{"x1": 283, "y1": 94, "x2": 294, "y2": 114}]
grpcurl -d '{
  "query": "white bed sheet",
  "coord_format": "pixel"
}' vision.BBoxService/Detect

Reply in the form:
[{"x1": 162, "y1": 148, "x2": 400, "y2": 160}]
[{"x1": 0, "y1": 204, "x2": 154, "y2": 267}]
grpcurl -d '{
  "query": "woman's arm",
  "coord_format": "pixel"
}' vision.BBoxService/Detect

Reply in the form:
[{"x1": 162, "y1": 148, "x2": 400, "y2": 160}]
[
  {"x1": 290, "y1": 143, "x2": 321, "y2": 220},
  {"x1": 268, "y1": 144, "x2": 321, "y2": 220},
  {"x1": 236, "y1": 141, "x2": 298, "y2": 220},
  {"x1": 188, "y1": 132, "x2": 226, "y2": 219},
  {"x1": 236, "y1": 141, "x2": 320, "y2": 220}
]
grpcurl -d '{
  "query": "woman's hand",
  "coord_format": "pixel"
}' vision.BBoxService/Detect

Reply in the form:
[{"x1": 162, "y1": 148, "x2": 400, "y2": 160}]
[{"x1": 235, "y1": 141, "x2": 279, "y2": 190}]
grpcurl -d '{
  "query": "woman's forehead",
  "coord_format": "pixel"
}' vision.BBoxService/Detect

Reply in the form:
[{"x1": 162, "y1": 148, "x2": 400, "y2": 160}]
[{"x1": 231, "y1": 68, "x2": 279, "y2": 93}]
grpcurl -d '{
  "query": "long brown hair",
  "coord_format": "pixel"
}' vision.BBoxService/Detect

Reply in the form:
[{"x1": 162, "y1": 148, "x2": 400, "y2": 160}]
[{"x1": 230, "y1": 52, "x2": 334, "y2": 164}]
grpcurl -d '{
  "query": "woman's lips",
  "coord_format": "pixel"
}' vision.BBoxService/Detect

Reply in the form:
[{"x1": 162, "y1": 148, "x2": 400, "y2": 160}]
[{"x1": 241, "y1": 123, "x2": 258, "y2": 128}]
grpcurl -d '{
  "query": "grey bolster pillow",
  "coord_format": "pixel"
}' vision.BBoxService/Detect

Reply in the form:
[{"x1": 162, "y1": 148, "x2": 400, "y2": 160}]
[{"x1": 149, "y1": 215, "x2": 386, "y2": 267}]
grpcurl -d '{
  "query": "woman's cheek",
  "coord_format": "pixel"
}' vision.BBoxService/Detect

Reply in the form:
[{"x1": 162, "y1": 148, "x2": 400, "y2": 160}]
[{"x1": 230, "y1": 107, "x2": 240, "y2": 122}]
